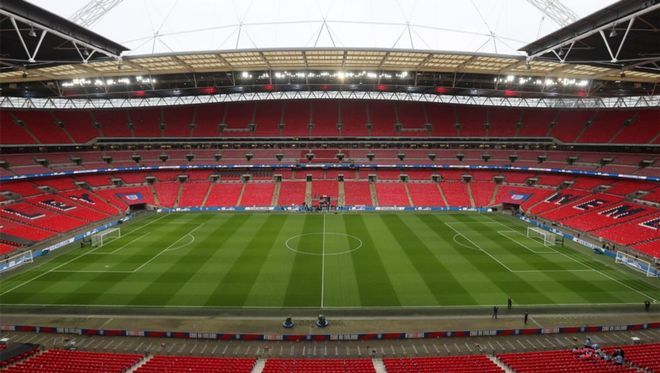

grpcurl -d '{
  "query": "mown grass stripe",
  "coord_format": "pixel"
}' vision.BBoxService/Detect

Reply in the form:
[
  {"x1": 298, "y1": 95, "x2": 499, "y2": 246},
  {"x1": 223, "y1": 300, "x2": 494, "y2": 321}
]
[
  {"x1": 344, "y1": 214, "x2": 400, "y2": 307},
  {"x1": 282, "y1": 214, "x2": 323, "y2": 307},
  {"x1": 380, "y1": 214, "x2": 477, "y2": 305}
]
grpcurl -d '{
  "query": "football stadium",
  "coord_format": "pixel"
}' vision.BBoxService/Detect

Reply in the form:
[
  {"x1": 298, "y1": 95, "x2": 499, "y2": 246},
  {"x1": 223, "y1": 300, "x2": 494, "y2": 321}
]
[{"x1": 0, "y1": 0, "x2": 659, "y2": 371}]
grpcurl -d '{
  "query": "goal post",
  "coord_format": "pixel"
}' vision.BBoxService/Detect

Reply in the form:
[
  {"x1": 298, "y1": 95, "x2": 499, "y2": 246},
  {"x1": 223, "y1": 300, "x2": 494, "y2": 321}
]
[
  {"x1": 0, "y1": 250, "x2": 34, "y2": 273},
  {"x1": 526, "y1": 227, "x2": 560, "y2": 247},
  {"x1": 615, "y1": 251, "x2": 658, "y2": 277},
  {"x1": 90, "y1": 227, "x2": 121, "y2": 247}
]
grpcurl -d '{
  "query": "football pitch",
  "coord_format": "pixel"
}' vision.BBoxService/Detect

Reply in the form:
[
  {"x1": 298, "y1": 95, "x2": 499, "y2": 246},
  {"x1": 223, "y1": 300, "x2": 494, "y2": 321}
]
[{"x1": 1, "y1": 212, "x2": 658, "y2": 310}]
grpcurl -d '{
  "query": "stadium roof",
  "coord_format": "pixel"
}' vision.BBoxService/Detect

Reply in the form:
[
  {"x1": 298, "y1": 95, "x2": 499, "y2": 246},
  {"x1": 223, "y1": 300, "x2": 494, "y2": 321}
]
[
  {"x1": 520, "y1": 0, "x2": 660, "y2": 76},
  {"x1": 0, "y1": 0, "x2": 127, "y2": 73}
]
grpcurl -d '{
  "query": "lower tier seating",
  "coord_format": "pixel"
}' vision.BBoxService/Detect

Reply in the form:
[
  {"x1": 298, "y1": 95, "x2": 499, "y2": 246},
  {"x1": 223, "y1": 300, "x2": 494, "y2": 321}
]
[
  {"x1": 136, "y1": 355, "x2": 255, "y2": 373},
  {"x1": 263, "y1": 358, "x2": 375, "y2": 373},
  {"x1": 4, "y1": 349, "x2": 142, "y2": 373},
  {"x1": 384, "y1": 355, "x2": 502, "y2": 373}
]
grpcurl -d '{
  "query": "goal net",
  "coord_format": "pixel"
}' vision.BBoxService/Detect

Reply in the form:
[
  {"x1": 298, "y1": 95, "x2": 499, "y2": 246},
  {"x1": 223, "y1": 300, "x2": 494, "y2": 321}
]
[
  {"x1": 615, "y1": 251, "x2": 658, "y2": 277},
  {"x1": 0, "y1": 250, "x2": 33, "y2": 273},
  {"x1": 91, "y1": 228, "x2": 121, "y2": 247},
  {"x1": 526, "y1": 227, "x2": 560, "y2": 247}
]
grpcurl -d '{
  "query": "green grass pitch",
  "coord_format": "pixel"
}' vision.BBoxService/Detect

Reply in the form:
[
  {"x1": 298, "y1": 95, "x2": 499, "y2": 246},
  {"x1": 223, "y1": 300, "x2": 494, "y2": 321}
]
[{"x1": 1, "y1": 212, "x2": 658, "y2": 309}]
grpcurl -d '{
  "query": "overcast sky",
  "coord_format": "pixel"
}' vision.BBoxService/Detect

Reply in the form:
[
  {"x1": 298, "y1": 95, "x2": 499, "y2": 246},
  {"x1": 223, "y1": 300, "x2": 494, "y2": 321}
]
[{"x1": 29, "y1": 0, "x2": 617, "y2": 56}]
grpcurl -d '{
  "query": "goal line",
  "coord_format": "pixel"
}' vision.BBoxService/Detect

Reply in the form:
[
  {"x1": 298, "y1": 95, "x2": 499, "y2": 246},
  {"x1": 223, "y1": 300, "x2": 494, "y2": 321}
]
[{"x1": 90, "y1": 228, "x2": 121, "y2": 247}]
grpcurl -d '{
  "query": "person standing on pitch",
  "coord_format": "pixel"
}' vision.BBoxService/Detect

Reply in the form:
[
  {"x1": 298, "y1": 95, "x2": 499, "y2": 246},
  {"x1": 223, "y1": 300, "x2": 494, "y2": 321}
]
[
  {"x1": 507, "y1": 296, "x2": 512, "y2": 310},
  {"x1": 524, "y1": 312, "x2": 529, "y2": 325},
  {"x1": 492, "y1": 306, "x2": 498, "y2": 319}
]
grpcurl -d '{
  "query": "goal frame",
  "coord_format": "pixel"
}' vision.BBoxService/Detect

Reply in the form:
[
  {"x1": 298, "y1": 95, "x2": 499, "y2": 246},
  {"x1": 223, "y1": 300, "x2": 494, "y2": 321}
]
[
  {"x1": 615, "y1": 251, "x2": 658, "y2": 277},
  {"x1": 526, "y1": 227, "x2": 558, "y2": 247},
  {"x1": 91, "y1": 228, "x2": 121, "y2": 247},
  {"x1": 0, "y1": 250, "x2": 34, "y2": 273}
]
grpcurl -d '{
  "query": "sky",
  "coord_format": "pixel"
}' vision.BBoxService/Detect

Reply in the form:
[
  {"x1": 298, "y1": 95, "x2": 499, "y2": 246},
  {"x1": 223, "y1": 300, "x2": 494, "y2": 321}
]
[{"x1": 29, "y1": 0, "x2": 617, "y2": 56}]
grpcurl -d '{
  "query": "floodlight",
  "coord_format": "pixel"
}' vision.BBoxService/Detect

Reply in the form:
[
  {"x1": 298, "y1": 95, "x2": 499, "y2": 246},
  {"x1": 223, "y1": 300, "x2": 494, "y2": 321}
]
[
  {"x1": 609, "y1": 27, "x2": 618, "y2": 38},
  {"x1": 241, "y1": 71, "x2": 250, "y2": 79},
  {"x1": 28, "y1": 26, "x2": 36, "y2": 37},
  {"x1": 506, "y1": 75, "x2": 515, "y2": 82}
]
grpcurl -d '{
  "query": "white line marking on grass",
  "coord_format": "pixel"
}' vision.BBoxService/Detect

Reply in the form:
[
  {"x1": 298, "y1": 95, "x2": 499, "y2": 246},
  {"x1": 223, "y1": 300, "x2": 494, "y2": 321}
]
[
  {"x1": 496, "y1": 230, "x2": 557, "y2": 254},
  {"x1": 511, "y1": 269, "x2": 595, "y2": 273},
  {"x1": 0, "y1": 214, "x2": 169, "y2": 297},
  {"x1": 451, "y1": 234, "x2": 480, "y2": 251},
  {"x1": 444, "y1": 222, "x2": 515, "y2": 272},
  {"x1": 481, "y1": 213, "x2": 659, "y2": 302},
  {"x1": 132, "y1": 223, "x2": 206, "y2": 273},
  {"x1": 164, "y1": 233, "x2": 195, "y2": 252},
  {"x1": 321, "y1": 213, "x2": 326, "y2": 308}
]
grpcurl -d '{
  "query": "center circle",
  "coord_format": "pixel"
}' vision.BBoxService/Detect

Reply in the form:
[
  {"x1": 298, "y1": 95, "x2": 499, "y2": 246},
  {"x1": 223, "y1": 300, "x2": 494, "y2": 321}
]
[{"x1": 285, "y1": 232, "x2": 363, "y2": 256}]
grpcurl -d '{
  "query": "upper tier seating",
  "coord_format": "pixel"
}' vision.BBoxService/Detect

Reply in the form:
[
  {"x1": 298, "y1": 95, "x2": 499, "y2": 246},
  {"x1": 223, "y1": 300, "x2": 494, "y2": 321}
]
[
  {"x1": 384, "y1": 355, "x2": 502, "y2": 373},
  {"x1": 4, "y1": 105, "x2": 657, "y2": 144},
  {"x1": 4, "y1": 349, "x2": 142, "y2": 373},
  {"x1": 263, "y1": 358, "x2": 375, "y2": 373},
  {"x1": 136, "y1": 355, "x2": 255, "y2": 373}
]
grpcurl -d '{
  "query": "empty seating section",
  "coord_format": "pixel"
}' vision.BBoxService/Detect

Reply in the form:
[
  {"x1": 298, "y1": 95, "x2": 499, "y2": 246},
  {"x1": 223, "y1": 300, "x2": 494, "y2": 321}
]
[
  {"x1": 10, "y1": 111, "x2": 72, "y2": 144},
  {"x1": 283, "y1": 101, "x2": 310, "y2": 136},
  {"x1": 579, "y1": 111, "x2": 632, "y2": 143},
  {"x1": 471, "y1": 182, "x2": 496, "y2": 207},
  {"x1": 375, "y1": 182, "x2": 410, "y2": 206},
  {"x1": 53, "y1": 111, "x2": 100, "y2": 143},
  {"x1": 457, "y1": 106, "x2": 486, "y2": 137},
  {"x1": 60, "y1": 190, "x2": 122, "y2": 215},
  {"x1": 193, "y1": 105, "x2": 221, "y2": 136},
  {"x1": 178, "y1": 183, "x2": 211, "y2": 207},
  {"x1": 223, "y1": 102, "x2": 253, "y2": 136},
  {"x1": 136, "y1": 355, "x2": 255, "y2": 373},
  {"x1": 130, "y1": 108, "x2": 162, "y2": 137},
  {"x1": 488, "y1": 108, "x2": 519, "y2": 137},
  {"x1": 384, "y1": 355, "x2": 502, "y2": 373},
  {"x1": 2, "y1": 202, "x2": 86, "y2": 232},
  {"x1": 595, "y1": 213, "x2": 660, "y2": 245},
  {"x1": 249, "y1": 102, "x2": 279, "y2": 137},
  {"x1": 632, "y1": 239, "x2": 660, "y2": 258},
  {"x1": 612, "y1": 110, "x2": 659, "y2": 144},
  {"x1": 498, "y1": 349, "x2": 636, "y2": 373},
  {"x1": 94, "y1": 110, "x2": 131, "y2": 137},
  {"x1": 344, "y1": 181, "x2": 372, "y2": 206},
  {"x1": 0, "y1": 181, "x2": 42, "y2": 196},
  {"x1": 539, "y1": 193, "x2": 618, "y2": 221},
  {"x1": 0, "y1": 111, "x2": 36, "y2": 144},
  {"x1": 408, "y1": 183, "x2": 444, "y2": 206},
  {"x1": 550, "y1": 111, "x2": 593, "y2": 143},
  {"x1": 0, "y1": 217, "x2": 54, "y2": 241},
  {"x1": 312, "y1": 101, "x2": 339, "y2": 136},
  {"x1": 397, "y1": 102, "x2": 428, "y2": 135},
  {"x1": 240, "y1": 182, "x2": 275, "y2": 206},
  {"x1": 206, "y1": 183, "x2": 243, "y2": 206},
  {"x1": 263, "y1": 358, "x2": 375, "y2": 373},
  {"x1": 518, "y1": 110, "x2": 557, "y2": 137},
  {"x1": 162, "y1": 106, "x2": 193, "y2": 137},
  {"x1": 29, "y1": 194, "x2": 109, "y2": 222},
  {"x1": 341, "y1": 101, "x2": 369, "y2": 136},
  {"x1": 4, "y1": 349, "x2": 142, "y2": 373},
  {"x1": 427, "y1": 104, "x2": 457, "y2": 136},
  {"x1": 369, "y1": 101, "x2": 397, "y2": 137},
  {"x1": 154, "y1": 182, "x2": 180, "y2": 207},
  {"x1": 562, "y1": 201, "x2": 653, "y2": 232},
  {"x1": 312, "y1": 180, "x2": 339, "y2": 199},
  {"x1": 279, "y1": 181, "x2": 306, "y2": 205},
  {"x1": 95, "y1": 186, "x2": 155, "y2": 209},
  {"x1": 440, "y1": 182, "x2": 471, "y2": 207}
]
